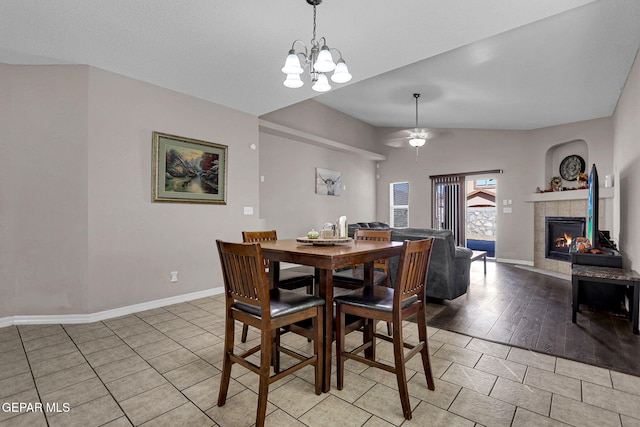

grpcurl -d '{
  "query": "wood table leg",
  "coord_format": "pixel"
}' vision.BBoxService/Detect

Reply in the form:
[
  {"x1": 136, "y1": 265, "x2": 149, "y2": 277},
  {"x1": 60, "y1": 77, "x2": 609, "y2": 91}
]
[
  {"x1": 362, "y1": 261, "x2": 375, "y2": 360},
  {"x1": 318, "y1": 268, "x2": 333, "y2": 392}
]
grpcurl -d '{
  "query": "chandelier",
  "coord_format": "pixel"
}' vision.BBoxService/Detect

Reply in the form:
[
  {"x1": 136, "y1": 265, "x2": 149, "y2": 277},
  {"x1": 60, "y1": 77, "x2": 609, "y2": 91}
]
[{"x1": 281, "y1": 0, "x2": 352, "y2": 92}]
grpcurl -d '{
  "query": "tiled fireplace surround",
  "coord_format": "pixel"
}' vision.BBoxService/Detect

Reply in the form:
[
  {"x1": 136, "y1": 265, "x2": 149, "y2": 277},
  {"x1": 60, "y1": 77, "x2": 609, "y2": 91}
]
[{"x1": 533, "y1": 196, "x2": 607, "y2": 275}]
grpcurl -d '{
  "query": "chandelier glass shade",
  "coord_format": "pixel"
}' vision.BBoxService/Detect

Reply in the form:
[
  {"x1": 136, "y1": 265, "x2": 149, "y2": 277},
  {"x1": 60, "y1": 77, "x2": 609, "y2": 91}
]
[{"x1": 281, "y1": 0, "x2": 352, "y2": 92}]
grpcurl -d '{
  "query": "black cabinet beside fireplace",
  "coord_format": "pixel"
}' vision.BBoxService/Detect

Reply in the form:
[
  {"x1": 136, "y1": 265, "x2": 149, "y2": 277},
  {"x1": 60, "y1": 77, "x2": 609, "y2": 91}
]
[{"x1": 570, "y1": 231, "x2": 624, "y2": 313}]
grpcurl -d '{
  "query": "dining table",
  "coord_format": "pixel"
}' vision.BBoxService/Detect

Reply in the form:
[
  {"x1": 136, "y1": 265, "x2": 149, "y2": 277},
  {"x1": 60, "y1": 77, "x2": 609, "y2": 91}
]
[{"x1": 259, "y1": 238, "x2": 404, "y2": 392}]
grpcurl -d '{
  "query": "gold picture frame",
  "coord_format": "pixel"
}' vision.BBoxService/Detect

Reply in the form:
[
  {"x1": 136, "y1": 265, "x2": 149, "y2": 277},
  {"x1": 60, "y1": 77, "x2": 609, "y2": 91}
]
[{"x1": 152, "y1": 131, "x2": 227, "y2": 204}]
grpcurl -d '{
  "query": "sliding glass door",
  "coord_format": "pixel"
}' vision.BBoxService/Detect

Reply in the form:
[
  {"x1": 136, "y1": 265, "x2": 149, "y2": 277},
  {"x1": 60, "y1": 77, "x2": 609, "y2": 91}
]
[{"x1": 431, "y1": 169, "x2": 502, "y2": 247}]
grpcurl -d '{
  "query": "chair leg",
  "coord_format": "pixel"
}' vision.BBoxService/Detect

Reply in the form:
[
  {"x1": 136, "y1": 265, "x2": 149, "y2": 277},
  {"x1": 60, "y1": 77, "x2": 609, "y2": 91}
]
[
  {"x1": 241, "y1": 324, "x2": 249, "y2": 343},
  {"x1": 363, "y1": 319, "x2": 376, "y2": 361},
  {"x1": 256, "y1": 328, "x2": 272, "y2": 427},
  {"x1": 417, "y1": 304, "x2": 435, "y2": 390},
  {"x1": 217, "y1": 314, "x2": 236, "y2": 407},
  {"x1": 392, "y1": 320, "x2": 412, "y2": 420},
  {"x1": 335, "y1": 304, "x2": 345, "y2": 390},
  {"x1": 385, "y1": 277, "x2": 392, "y2": 336},
  {"x1": 273, "y1": 329, "x2": 281, "y2": 374}
]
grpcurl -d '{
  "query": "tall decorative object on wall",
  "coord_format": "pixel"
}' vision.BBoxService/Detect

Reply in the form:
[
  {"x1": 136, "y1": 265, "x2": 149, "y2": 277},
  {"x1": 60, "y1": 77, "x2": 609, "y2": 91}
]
[
  {"x1": 316, "y1": 167, "x2": 341, "y2": 196},
  {"x1": 152, "y1": 131, "x2": 227, "y2": 204}
]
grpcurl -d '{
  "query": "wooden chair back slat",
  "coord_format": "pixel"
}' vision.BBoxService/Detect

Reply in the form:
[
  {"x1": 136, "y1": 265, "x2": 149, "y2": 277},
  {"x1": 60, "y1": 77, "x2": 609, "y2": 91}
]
[
  {"x1": 216, "y1": 240, "x2": 269, "y2": 310},
  {"x1": 353, "y1": 229, "x2": 392, "y2": 271},
  {"x1": 242, "y1": 230, "x2": 278, "y2": 271},
  {"x1": 394, "y1": 238, "x2": 433, "y2": 304}
]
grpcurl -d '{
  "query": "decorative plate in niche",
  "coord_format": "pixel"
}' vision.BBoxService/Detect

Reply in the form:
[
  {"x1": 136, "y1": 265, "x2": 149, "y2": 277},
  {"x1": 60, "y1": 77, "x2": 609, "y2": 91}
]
[{"x1": 559, "y1": 155, "x2": 586, "y2": 181}]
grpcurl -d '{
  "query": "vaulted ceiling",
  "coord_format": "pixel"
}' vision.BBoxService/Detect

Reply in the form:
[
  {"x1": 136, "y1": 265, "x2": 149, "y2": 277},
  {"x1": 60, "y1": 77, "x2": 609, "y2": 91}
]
[{"x1": 2, "y1": 0, "x2": 639, "y2": 131}]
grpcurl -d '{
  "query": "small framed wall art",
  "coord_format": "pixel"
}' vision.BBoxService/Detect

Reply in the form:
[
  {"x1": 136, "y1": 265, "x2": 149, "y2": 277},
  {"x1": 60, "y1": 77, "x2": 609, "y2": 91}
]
[
  {"x1": 316, "y1": 167, "x2": 341, "y2": 196},
  {"x1": 152, "y1": 131, "x2": 227, "y2": 204}
]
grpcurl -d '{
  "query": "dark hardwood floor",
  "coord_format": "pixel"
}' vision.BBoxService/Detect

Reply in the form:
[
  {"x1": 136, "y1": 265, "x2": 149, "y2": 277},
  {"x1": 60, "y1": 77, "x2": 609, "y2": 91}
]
[{"x1": 426, "y1": 261, "x2": 640, "y2": 376}]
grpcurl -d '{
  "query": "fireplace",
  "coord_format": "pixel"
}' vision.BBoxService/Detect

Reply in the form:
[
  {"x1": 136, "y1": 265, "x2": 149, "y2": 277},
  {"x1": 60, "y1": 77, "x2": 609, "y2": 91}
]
[{"x1": 545, "y1": 216, "x2": 586, "y2": 262}]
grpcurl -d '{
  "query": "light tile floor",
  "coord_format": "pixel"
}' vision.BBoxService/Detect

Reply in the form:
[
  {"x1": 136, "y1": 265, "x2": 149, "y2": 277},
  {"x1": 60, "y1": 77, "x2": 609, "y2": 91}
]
[{"x1": 2, "y1": 294, "x2": 640, "y2": 426}]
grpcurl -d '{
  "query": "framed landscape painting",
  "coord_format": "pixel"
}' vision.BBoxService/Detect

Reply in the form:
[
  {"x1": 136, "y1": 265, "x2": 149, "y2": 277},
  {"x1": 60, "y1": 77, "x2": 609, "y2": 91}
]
[{"x1": 152, "y1": 131, "x2": 227, "y2": 204}]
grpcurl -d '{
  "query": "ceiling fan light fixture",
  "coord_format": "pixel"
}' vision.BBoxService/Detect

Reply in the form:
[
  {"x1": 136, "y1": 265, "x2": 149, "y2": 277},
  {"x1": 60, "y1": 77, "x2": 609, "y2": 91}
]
[
  {"x1": 409, "y1": 137, "x2": 426, "y2": 147},
  {"x1": 409, "y1": 93, "x2": 427, "y2": 161}
]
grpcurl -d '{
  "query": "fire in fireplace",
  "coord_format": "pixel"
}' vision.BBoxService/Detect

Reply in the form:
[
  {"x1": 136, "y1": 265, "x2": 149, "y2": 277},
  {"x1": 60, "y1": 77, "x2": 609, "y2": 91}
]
[{"x1": 545, "y1": 216, "x2": 586, "y2": 262}]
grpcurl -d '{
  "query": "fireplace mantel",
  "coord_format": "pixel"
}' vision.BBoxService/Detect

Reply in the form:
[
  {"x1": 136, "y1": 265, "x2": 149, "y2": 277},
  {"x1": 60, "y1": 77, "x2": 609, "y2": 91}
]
[{"x1": 525, "y1": 187, "x2": 613, "y2": 203}]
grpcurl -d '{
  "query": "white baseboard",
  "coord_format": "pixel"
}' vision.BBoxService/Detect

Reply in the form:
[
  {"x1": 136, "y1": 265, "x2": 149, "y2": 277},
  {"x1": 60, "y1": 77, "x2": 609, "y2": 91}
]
[
  {"x1": 0, "y1": 287, "x2": 225, "y2": 328},
  {"x1": 496, "y1": 258, "x2": 534, "y2": 266}
]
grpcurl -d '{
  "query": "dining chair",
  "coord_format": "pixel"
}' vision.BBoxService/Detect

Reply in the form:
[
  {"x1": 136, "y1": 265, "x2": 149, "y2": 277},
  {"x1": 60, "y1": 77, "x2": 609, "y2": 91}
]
[
  {"x1": 333, "y1": 228, "x2": 393, "y2": 335},
  {"x1": 216, "y1": 240, "x2": 324, "y2": 427},
  {"x1": 240, "y1": 230, "x2": 315, "y2": 343},
  {"x1": 334, "y1": 238, "x2": 435, "y2": 421},
  {"x1": 333, "y1": 229, "x2": 392, "y2": 289}
]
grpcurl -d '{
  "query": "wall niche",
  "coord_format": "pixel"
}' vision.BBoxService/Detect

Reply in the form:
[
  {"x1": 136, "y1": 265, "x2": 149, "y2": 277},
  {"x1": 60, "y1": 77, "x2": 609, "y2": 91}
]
[{"x1": 544, "y1": 139, "x2": 588, "y2": 190}]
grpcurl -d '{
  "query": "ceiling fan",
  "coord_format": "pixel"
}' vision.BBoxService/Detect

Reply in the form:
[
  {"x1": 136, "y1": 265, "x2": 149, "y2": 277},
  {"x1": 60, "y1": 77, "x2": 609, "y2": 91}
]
[{"x1": 383, "y1": 94, "x2": 440, "y2": 155}]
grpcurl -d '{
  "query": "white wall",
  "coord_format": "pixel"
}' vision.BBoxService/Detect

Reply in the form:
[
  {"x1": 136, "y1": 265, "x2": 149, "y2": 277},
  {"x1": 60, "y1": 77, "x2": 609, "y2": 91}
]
[
  {"x1": 1, "y1": 65, "x2": 262, "y2": 317},
  {"x1": 613, "y1": 49, "x2": 640, "y2": 269},
  {"x1": 375, "y1": 118, "x2": 614, "y2": 264}
]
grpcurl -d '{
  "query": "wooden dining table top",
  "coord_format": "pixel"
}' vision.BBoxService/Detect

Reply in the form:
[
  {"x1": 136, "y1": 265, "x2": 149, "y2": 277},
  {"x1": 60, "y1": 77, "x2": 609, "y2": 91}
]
[{"x1": 258, "y1": 239, "x2": 403, "y2": 270}]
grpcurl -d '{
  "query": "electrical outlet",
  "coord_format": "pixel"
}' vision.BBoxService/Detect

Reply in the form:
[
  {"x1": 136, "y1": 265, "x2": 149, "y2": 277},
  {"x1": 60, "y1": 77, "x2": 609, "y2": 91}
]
[{"x1": 170, "y1": 271, "x2": 178, "y2": 283}]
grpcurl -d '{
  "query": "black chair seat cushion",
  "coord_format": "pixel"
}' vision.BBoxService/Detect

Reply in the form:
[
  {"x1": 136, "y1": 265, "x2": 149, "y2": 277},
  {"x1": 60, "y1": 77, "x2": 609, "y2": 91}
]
[
  {"x1": 234, "y1": 288, "x2": 324, "y2": 318},
  {"x1": 335, "y1": 286, "x2": 418, "y2": 312},
  {"x1": 333, "y1": 269, "x2": 387, "y2": 286},
  {"x1": 293, "y1": 310, "x2": 364, "y2": 337},
  {"x1": 276, "y1": 266, "x2": 314, "y2": 290}
]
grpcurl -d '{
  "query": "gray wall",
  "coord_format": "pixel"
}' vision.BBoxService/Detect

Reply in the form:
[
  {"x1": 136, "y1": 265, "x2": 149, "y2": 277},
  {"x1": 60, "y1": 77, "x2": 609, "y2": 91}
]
[
  {"x1": 258, "y1": 132, "x2": 377, "y2": 238},
  {"x1": 2, "y1": 54, "x2": 639, "y2": 319},
  {"x1": 613, "y1": 48, "x2": 640, "y2": 270},
  {"x1": 259, "y1": 100, "x2": 380, "y2": 238},
  {"x1": 1, "y1": 65, "x2": 262, "y2": 317},
  {"x1": 374, "y1": 119, "x2": 615, "y2": 264}
]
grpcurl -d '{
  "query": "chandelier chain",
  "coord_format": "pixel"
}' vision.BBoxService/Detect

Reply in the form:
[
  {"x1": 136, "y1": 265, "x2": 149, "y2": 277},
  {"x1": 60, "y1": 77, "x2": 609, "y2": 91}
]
[{"x1": 312, "y1": 3, "x2": 317, "y2": 44}]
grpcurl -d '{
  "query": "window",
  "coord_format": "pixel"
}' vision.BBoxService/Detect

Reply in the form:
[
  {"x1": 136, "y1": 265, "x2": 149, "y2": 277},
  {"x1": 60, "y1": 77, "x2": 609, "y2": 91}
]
[
  {"x1": 390, "y1": 182, "x2": 409, "y2": 228},
  {"x1": 474, "y1": 178, "x2": 496, "y2": 189}
]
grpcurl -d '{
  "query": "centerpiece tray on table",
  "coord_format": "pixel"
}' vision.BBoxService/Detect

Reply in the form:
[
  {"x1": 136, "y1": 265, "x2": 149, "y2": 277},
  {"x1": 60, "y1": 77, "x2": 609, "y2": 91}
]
[{"x1": 296, "y1": 237, "x2": 353, "y2": 246}]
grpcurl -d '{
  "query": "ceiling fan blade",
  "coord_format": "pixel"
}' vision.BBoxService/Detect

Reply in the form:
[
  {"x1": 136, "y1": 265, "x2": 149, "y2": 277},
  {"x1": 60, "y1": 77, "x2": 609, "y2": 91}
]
[{"x1": 384, "y1": 139, "x2": 409, "y2": 148}]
